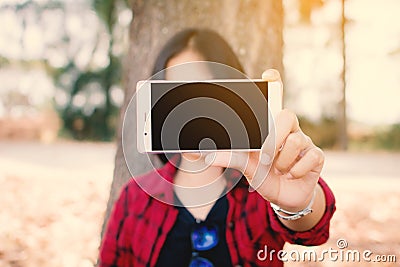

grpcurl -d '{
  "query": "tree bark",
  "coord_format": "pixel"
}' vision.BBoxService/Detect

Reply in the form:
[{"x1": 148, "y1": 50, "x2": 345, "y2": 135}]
[
  {"x1": 338, "y1": 0, "x2": 348, "y2": 150},
  {"x1": 101, "y1": 0, "x2": 283, "y2": 237}
]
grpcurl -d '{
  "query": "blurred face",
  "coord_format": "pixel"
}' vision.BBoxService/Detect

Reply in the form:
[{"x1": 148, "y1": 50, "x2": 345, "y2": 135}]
[
  {"x1": 165, "y1": 49, "x2": 212, "y2": 162},
  {"x1": 166, "y1": 49, "x2": 213, "y2": 80}
]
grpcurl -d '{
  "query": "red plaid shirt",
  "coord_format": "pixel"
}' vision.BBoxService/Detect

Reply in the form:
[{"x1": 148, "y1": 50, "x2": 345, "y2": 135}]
[{"x1": 99, "y1": 161, "x2": 335, "y2": 267}]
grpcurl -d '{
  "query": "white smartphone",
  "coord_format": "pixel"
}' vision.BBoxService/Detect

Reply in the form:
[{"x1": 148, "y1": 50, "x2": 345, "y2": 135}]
[{"x1": 136, "y1": 79, "x2": 282, "y2": 153}]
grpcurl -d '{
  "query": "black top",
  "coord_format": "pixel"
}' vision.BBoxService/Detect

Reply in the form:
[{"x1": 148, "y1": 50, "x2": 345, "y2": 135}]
[{"x1": 155, "y1": 193, "x2": 232, "y2": 267}]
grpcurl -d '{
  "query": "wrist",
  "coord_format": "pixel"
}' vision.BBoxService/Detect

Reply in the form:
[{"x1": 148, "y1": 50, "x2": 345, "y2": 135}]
[
  {"x1": 270, "y1": 188, "x2": 317, "y2": 221},
  {"x1": 272, "y1": 185, "x2": 317, "y2": 213},
  {"x1": 273, "y1": 184, "x2": 327, "y2": 231}
]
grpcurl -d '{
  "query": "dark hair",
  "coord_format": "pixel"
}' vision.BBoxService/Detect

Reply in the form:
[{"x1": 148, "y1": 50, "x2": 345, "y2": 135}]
[
  {"x1": 152, "y1": 28, "x2": 244, "y2": 79},
  {"x1": 151, "y1": 28, "x2": 245, "y2": 164}
]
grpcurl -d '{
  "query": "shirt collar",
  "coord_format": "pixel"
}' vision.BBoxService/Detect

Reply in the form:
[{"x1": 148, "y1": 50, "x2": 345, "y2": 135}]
[{"x1": 134, "y1": 154, "x2": 245, "y2": 203}]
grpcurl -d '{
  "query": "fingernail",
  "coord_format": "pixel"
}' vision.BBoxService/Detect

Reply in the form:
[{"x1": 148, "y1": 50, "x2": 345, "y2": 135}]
[
  {"x1": 260, "y1": 153, "x2": 272, "y2": 165},
  {"x1": 262, "y1": 69, "x2": 279, "y2": 80},
  {"x1": 204, "y1": 153, "x2": 215, "y2": 165},
  {"x1": 248, "y1": 185, "x2": 255, "y2": 192}
]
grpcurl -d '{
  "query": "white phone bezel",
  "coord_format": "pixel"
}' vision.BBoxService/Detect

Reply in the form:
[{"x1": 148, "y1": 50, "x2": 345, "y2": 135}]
[{"x1": 136, "y1": 79, "x2": 282, "y2": 153}]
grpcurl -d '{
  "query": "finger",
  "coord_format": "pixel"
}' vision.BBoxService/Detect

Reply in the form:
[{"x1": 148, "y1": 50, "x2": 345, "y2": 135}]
[
  {"x1": 274, "y1": 131, "x2": 310, "y2": 173},
  {"x1": 204, "y1": 151, "x2": 250, "y2": 173},
  {"x1": 289, "y1": 147, "x2": 324, "y2": 179},
  {"x1": 260, "y1": 133, "x2": 275, "y2": 165},
  {"x1": 248, "y1": 160, "x2": 273, "y2": 192},
  {"x1": 261, "y1": 69, "x2": 281, "y2": 82},
  {"x1": 260, "y1": 109, "x2": 299, "y2": 166},
  {"x1": 274, "y1": 109, "x2": 300, "y2": 149}
]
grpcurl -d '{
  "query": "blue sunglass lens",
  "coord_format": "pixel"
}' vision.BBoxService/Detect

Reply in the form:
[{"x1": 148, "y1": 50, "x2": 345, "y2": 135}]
[
  {"x1": 189, "y1": 257, "x2": 214, "y2": 267},
  {"x1": 191, "y1": 224, "x2": 218, "y2": 251}
]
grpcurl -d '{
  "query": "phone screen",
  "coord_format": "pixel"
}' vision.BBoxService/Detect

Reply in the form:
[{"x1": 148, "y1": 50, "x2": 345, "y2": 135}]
[{"x1": 150, "y1": 81, "x2": 268, "y2": 151}]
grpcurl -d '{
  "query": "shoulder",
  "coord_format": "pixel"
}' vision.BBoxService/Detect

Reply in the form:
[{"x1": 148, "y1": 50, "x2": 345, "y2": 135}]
[
  {"x1": 115, "y1": 170, "x2": 159, "y2": 214},
  {"x1": 116, "y1": 165, "x2": 176, "y2": 214}
]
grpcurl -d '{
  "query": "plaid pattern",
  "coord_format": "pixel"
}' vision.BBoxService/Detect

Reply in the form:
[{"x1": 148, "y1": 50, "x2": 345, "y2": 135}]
[{"x1": 99, "y1": 161, "x2": 335, "y2": 267}]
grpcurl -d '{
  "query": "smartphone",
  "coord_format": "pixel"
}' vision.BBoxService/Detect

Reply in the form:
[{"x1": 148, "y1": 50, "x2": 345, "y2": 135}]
[{"x1": 136, "y1": 79, "x2": 282, "y2": 153}]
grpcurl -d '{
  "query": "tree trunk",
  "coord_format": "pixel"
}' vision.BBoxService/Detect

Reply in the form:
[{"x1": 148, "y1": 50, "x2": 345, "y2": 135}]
[
  {"x1": 101, "y1": 0, "x2": 283, "y2": 237},
  {"x1": 338, "y1": 0, "x2": 348, "y2": 150}
]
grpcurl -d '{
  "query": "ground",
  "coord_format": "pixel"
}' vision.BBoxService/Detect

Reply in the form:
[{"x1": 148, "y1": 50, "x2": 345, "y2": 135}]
[{"x1": 0, "y1": 141, "x2": 399, "y2": 267}]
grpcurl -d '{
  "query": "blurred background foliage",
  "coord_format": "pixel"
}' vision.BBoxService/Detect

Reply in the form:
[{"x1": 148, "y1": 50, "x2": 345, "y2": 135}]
[
  {"x1": 0, "y1": 0, "x2": 130, "y2": 141},
  {"x1": 0, "y1": 0, "x2": 399, "y2": 149},
  {"x1": 54, "y1": 0, "x2": 129, "y2": 140}
]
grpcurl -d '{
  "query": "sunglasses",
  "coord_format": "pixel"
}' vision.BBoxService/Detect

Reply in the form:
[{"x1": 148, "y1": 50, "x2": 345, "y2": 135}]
[{"x1": 189, "y1": 223, "x2": 219, "y2": 267}]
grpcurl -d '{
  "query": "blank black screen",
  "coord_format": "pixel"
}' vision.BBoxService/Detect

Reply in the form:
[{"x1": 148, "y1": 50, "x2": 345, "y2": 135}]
[{"x1": 151, "y1": 81, "x2": 268, "y2": 151}]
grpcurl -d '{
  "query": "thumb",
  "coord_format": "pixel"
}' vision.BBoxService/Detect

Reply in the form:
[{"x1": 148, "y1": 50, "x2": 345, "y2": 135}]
[
  {"x1": 204, "y1": 151, "x2": 250, "y2": 173},
  {"x1": 261, "y1": 69, "x2": 281, "y2": 82}
]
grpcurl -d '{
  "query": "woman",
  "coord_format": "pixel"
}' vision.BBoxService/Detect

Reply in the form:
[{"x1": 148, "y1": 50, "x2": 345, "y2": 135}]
[{"x1": 99, "y1": 28, "x2": 335, "y2": 267}]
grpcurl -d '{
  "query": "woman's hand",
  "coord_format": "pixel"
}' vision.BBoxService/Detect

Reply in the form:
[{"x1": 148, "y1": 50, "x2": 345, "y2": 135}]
[{"x1": 204, "y1": 69, "x2": 326, "y2": 230}]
